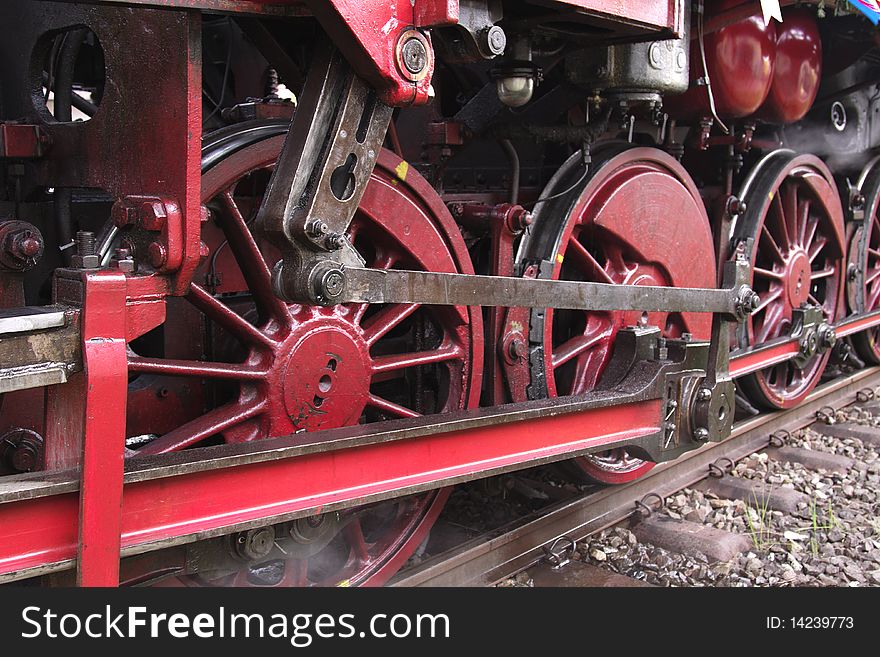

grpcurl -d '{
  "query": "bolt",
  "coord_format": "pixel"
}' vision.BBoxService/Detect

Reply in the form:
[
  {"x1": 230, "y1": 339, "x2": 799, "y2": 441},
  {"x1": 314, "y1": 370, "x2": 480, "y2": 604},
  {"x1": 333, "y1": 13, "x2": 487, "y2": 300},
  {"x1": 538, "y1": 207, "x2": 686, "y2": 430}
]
[
  {"x1": 326, "y1": 233, "x2": 346, "y2": 250},
  {"x1": 306, "y1": 219, "x2": 329, "y2": 238},
  {"x1": 697, "y1": 387, "x2": 712, "y2": 402},
  {"x1": 726, "y1": 196, "x2": 747, "y2": 217},
  {"x1": 483, "y1": 25, "x2": 507, "y2": 56},
  {"x1": 735, "y1": 286, "x2": 760, "y2": 319},
  {"x1": 71, "y1": 231, "x2": 99, "y2": 269},
  {"x1": 508, "y1": 338, "x2": 527, "y2": 362},
  {"x1": 148, "y1": 241, "x2": 167, "y2": 269},
  {"x1": 111, "y1": 247, "x2": 135, "y2": 273},
  {"x1": 833, "y1": 340, "x2": 852, "y2": 363},
  {"x1": 800, "y1": 329, "x2": 818, "y2": 357},
  {"x1": 508, "y1": 208, "x2": 533, "y2": 232},
  {"x1": 76, "y1": 230, "x2": 96, "y2": 257},
  {"x1": 818, "y1": 323, "x2": 837, "y2": 350},
  {"x1": 694, "y1": 427, "x2": 710, "y2": 442},
  {"x1": 449, "y1": 202, "x2": 465, "y2": 217},
  {"x1": 401, "y1": 37, "x2": 428, "y2": 75},
  {"x1": 848, "y1": 263, "x2": 859, "y2": 281}
]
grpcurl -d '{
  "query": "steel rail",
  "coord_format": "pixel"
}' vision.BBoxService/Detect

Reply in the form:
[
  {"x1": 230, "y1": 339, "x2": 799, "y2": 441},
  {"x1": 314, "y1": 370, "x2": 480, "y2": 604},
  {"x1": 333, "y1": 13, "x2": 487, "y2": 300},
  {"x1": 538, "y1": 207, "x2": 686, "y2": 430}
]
[{"x1": 389, "y1": 366, "x2": 880, "y2": 587}]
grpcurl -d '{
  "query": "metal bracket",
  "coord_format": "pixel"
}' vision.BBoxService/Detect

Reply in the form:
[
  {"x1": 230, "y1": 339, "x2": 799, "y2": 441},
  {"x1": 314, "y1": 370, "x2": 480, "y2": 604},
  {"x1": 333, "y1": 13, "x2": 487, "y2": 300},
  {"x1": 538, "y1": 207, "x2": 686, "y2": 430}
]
[{"x1": 259, "y1": 45, "x2": 393, "y2": 303}]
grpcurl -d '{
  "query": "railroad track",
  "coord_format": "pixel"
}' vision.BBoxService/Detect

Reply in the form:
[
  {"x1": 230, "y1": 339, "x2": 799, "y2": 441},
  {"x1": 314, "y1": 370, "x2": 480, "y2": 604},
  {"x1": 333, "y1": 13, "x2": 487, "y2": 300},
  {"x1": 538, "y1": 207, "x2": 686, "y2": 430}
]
[{"x1": 390, "y1": 366, "x2": 880, "y2": 587}]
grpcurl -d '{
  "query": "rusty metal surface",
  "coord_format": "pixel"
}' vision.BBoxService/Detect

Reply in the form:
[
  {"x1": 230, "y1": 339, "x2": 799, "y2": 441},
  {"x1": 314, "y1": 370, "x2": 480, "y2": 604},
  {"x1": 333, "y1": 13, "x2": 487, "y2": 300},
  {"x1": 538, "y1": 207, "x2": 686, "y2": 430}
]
[
  {"x1": 338, "y1": 267, "x2": 744, "y2": 314},
  {"x1": 0, "y1": 308, "x2": 80, "y2": 393}
]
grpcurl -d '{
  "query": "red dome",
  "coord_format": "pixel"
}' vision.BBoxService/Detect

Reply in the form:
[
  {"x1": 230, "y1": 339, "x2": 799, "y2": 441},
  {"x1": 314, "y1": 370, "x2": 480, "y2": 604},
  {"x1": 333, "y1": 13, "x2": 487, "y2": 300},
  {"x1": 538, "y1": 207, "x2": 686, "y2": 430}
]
[
  {"x1": 756, "y1": 8, "x2": 822, "y2": 123},
  {"x1": 666, "y1": 1, "x2": 776, "y2": 120}
]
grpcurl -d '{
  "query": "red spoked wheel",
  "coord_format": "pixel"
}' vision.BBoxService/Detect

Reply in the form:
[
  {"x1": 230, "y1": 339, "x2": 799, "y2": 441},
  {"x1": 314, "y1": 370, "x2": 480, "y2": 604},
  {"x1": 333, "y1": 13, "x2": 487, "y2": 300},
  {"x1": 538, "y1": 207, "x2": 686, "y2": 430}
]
[
  {"x1": 515, "y1": 145, "x2": 715, "y2": 484},
  {"x1": 733, "y1": 152, "x2": 845, "y2": 409},
  {"x1": 850, "y1": 156, "x2": 880, "y2": 364},
  {"x1": 127, "y1": 121, "x2": 482, "y2": 586}
]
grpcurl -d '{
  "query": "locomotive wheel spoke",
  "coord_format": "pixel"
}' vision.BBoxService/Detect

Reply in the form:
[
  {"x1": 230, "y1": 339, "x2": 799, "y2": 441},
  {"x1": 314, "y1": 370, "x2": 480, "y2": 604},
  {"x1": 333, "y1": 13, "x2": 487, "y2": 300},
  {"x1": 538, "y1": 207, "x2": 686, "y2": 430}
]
[
  {"x1": 760, "y1": 225, "x2": 786, "y2": 262},
  {"x1": 137, "y1": 400, "x2": 267, "y2": 455},
  {"x1": 754, "y1": 266, "x2": 784, "y2": 281},
  {"x1": 808, "y1": 235, "x2": 828, "y2": 262},
  {"x1": 343, "y1": 520, "x2": 371, "y2": 563},
  {"x1": 361, "y1": 303, "x2": 421, "y2": 347},
  {"x1": 811, "y1": 267, "x2": 835, "y2": 281},
  {"x1": 783, "y1": 183, "x2": 799, "y2": 247},
  {"x1": 551, "y1": 328, "x2": 611, "y2": 369},
  {"x1": 797, "y1": 198, "x2": 811, "y2": 246},
  {"x1": 366, "y1": 394, "x2": 421, "y2": 418},
  {"x1": 187, "y1": 283, "x2": 275, "y2": 350},
  {"x1": 218, "y1": 190, "x2": 291, "y2": 325},
  {"x1": 770, "y1": 193, "x2": 792, "y2": 252},
  {"x1": 567, "y1": 237, "x2": 615, "y2": 284},
  {"x1": 371, "y1": 345, "x2": 464, "y2": 375},
  {"x1": 128, "y1": 356, "x2": 268, "y2": 381},
  {"x1": 754, "y1": 288, "x2": 782, "y2": 314}
]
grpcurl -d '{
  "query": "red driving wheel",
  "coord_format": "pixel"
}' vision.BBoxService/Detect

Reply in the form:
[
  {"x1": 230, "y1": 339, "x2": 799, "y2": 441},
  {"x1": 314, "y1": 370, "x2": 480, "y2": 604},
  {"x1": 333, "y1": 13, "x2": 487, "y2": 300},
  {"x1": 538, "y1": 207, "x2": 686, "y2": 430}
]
[
  {"x1": 733, "y1": 152, "x2": 845, "y2": 409},
  {"x1": 850, "y1": 156, "x2": 880, "y2": 364},
  {"x1": 126, "y1": 122, "x2": 482, "y2": 586},
  {"x1": 515, "y1": 145, "x2": 715, "y2": 484}
]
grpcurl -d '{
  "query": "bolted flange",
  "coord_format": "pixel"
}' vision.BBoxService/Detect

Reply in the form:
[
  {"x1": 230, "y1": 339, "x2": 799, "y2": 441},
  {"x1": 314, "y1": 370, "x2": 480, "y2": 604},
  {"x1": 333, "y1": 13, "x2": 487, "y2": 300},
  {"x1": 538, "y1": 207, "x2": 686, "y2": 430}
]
[
  {"x1": 690, "y1": 380, "x2": 735, "y2": 444},
  {"x1": 231, "y1": 526, "x2": 275, "y2": 562},
  {"x1": 1, "y1": 428, "x2": 43, "y2": 473}
]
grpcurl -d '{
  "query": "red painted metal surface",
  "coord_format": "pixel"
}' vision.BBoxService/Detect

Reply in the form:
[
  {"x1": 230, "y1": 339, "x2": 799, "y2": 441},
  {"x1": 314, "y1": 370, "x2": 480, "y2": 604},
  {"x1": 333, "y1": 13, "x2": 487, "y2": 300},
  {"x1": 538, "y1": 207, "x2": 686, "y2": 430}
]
[
  {"x1": 757, "y1": 9, "x2": 822, "y2": 123},
  {"x1": 303, "y1": 0, "x2": 457, "y2": 106},
  {"x1": 738, "y1": 156, "x2": 845, "y2": 409},
  {"x1": 667, "y1": 0, "x2": 776, "y2": 120},
  {"x1": 516, "y1": 147, "x2": 715, "y2": 484},
  {"x1": 116, "y1": 129, "x2": 482, "y2": 586},
  {"x1": 0, "y1": 398, "x2": 661, "y2": 579},
  {"x1": 76, "y1": 271, "x2": 128, "y2": 586}
]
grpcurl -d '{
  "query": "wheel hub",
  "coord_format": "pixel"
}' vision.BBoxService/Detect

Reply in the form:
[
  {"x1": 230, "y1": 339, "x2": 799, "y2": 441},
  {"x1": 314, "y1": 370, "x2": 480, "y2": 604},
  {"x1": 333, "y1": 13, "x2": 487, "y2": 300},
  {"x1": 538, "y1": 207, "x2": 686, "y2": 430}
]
[
  {"x1": 784, "y1": 250, "x2": 811, "y2": 308},
  {"x1": 278, "y1": 315, "x2": 371, "y2": 432}
]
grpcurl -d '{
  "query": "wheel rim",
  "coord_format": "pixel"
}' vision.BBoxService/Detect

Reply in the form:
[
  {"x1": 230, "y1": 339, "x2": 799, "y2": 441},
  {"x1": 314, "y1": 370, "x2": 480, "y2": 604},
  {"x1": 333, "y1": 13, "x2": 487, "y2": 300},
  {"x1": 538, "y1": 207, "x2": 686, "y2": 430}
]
[
  {"x1": 126, "y1": 124, "x2": 482, "y2": 586},
  {"x1": 735, "y1": 153, "x2": 845, "y2": 409},
  {"x1": 516, "y1": 146, "x2": 715, "y2": 484},
  {"x1": 851, "y1": 158, "x2": 880, "y2": 364}
]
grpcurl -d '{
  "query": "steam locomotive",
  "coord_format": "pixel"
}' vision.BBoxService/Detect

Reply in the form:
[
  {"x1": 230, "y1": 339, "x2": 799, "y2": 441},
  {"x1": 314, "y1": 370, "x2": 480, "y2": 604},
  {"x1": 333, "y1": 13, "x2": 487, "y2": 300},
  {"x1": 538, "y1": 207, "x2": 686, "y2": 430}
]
[{"x1": 1, "y1": 0, "x2": 879, "y2": 587}]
